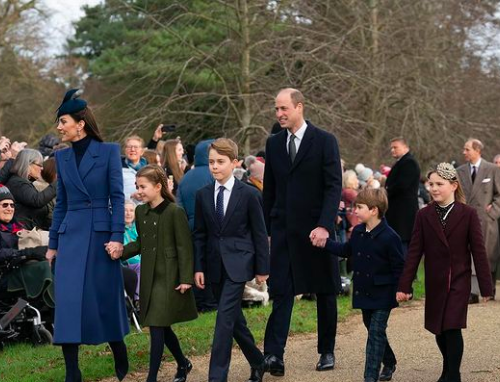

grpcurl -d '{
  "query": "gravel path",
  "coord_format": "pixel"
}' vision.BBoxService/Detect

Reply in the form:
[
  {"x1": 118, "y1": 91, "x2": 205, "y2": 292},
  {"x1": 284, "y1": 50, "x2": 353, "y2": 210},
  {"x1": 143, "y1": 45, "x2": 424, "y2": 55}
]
[{"x1": 106, "y1": 297, "x2": 500, "y2": 382}]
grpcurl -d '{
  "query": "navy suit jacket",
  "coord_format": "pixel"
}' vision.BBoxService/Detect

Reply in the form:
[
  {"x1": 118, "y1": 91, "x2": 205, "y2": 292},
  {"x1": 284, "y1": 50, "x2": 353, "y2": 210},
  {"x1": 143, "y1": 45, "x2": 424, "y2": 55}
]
[
  {"x1": 194, "y1": 178, "x2": 270, "y2": 283},
  {"x1": 325, "y1": 218, "x2": 405, "y2": 310}
]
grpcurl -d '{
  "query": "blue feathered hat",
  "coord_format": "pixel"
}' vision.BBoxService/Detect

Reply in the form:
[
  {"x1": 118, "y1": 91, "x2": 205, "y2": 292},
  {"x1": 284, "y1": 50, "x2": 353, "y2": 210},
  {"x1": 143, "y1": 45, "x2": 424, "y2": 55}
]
[{"x1": 56, "y1": 89, "x2": 87, "y2": 118}]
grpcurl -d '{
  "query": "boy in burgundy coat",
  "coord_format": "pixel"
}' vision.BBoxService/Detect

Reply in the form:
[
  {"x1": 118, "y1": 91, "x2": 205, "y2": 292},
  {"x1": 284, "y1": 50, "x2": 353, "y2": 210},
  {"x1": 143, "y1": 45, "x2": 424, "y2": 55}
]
[{"x1": 397, "y1": 163, "x2": 493, "y2": 382}]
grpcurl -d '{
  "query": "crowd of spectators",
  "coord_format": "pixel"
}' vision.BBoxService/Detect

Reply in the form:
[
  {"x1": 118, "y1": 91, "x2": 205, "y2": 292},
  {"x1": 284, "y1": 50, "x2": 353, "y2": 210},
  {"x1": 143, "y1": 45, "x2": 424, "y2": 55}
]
[{"x1": 1, "y1": 128, "x2": 500, "y2": 316}]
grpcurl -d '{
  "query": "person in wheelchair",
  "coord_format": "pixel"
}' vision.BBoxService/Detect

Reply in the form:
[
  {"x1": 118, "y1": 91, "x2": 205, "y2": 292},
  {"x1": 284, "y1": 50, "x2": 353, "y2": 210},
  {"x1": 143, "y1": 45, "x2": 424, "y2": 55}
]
[{"x1": 0, "y1": 186, "x2": 54, "y2": 310}]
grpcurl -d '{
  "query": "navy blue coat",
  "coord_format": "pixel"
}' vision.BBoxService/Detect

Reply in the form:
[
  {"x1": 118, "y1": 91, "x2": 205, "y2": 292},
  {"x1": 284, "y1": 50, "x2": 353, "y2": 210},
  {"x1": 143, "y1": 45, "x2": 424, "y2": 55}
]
[
  {"x1": 177, "y1": 139, "x2": 214, "y2": 230},
  {"x1": 49, "y1": 139, "x2": 129, "y2": 344},
  {"x1": 193, "y1": 178, "x2": 270, "y2": 283},
  {"x1": 263, "y1": 122, "x2": 342, "y2": 295},
  {"x1": 325, "y1": 218, "x2": 405, "y2": 310}
]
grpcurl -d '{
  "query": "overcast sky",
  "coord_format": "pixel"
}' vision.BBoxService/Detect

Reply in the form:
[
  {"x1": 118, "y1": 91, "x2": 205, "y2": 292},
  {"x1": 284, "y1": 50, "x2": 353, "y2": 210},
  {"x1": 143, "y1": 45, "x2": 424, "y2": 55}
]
[{"x1": 42, "y1": 0, "x2": 102, "y2": 54}]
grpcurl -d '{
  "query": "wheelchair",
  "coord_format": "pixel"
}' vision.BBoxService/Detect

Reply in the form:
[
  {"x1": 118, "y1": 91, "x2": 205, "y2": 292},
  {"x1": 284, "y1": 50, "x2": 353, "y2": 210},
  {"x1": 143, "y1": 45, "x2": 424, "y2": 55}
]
[{"x1": 0, "y1": 255, "x2": 54, "y2": 350}]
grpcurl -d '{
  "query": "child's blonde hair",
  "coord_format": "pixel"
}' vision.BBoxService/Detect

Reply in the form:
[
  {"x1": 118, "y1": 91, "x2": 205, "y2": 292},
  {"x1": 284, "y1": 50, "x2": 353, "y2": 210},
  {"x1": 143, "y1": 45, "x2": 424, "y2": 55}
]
[{"x1": 209, "y1": 138, "x2": 238, "y2": 161}]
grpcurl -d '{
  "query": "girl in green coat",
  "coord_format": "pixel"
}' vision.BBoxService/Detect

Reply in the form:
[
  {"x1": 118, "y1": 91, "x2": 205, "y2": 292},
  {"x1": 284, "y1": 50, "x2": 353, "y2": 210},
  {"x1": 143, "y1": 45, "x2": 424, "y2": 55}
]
[{"x1": 122, "y1": 164, "x2": 197, "y2": 382}]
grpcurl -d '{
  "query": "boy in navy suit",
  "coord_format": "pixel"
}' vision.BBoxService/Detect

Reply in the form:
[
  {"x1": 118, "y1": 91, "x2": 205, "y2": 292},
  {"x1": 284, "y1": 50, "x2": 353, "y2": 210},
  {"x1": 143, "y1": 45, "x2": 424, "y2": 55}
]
[
  {"x1": 194, "y1": 138, "x2": 270, "y2": 382},
  {"x1": 314, "y1": 188, "x2": 405, "y2": 382}
]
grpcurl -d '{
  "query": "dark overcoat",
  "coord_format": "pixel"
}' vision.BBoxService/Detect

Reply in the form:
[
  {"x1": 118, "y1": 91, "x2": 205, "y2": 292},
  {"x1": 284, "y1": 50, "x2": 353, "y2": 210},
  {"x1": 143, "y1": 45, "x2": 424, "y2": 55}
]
[
  {"x1": 6, "y1": 175, "x2": 56, "y2": 230},
  {"x1": 49, "y1": 140, "x2": 129, "y2": 344},
  {"x1": 398, "y1": 202, "x2": 493, "y2": 335},
  {"x1": 123, "y1": 201, "x2": 197, "y2": 327},
  {"x1": 385, "y1": 152, "x2": 420, "y2": 242},
  {"x1": 325, "y1": 218, "x2": 405, "y2": 310},
  {"x1": 193, "y1": 179, "x2": 270, "y2": 284},
  {"x1": 263, "y1": 122, "x2": 342, "y2": 295}
]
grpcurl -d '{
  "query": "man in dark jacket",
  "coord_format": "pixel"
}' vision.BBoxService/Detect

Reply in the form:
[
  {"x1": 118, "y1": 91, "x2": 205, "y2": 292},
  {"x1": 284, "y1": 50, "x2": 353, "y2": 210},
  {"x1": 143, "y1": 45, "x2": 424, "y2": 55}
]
[
  {"x1": 385, "y1": 137, "x2": 420, "y2": 256},
  {"x1": 263, "y1": 88, "x2": 342, "y2": 375}
]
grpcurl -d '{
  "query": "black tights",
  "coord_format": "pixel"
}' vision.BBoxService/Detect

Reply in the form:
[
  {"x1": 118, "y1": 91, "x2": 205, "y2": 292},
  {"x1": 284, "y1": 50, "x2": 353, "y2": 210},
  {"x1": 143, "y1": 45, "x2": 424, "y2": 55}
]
[
  {"x1": 62, "y1": 341, "x2": 128, "y2": 382},
  {"x1": 147, "y1": 326, "x2": 186, "y2": 382},
  {"x1": 435, "y1": 329, "x2": 463, "y2": 382}
]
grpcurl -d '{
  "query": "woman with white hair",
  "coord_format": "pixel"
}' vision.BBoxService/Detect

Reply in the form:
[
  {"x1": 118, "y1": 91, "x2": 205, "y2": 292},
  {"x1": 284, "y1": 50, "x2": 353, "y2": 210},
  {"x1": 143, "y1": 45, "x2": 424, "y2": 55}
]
[{"x1": 5, "y1": 148, "x2": 56, "y2": 230}]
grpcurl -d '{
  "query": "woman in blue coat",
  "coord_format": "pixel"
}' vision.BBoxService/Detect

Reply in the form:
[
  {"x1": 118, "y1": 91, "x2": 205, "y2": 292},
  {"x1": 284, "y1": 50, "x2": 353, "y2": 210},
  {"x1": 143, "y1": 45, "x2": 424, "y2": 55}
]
[{"x1": 46, "y1": 89, "x2": 129, "y2": 382}]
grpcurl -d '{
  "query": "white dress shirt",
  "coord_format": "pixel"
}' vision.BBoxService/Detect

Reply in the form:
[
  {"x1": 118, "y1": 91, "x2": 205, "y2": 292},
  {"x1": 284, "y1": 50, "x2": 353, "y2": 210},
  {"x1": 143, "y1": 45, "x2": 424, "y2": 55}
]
[
  {"x1": 287, "y1": 121, "x2": 308, "y2": 154},
  {"x1": 214, "y1": 175, "x2": 235, "y2": 215},
  {"x1": 470, "y1": 158, "x2": 482, "y2": 175}
]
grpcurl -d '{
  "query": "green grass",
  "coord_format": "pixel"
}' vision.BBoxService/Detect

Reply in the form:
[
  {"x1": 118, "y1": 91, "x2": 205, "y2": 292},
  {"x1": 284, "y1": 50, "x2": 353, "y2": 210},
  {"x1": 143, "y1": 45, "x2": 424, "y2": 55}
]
[{"x1": 0, "y1": 267, "x2": 424, "y2": 382}]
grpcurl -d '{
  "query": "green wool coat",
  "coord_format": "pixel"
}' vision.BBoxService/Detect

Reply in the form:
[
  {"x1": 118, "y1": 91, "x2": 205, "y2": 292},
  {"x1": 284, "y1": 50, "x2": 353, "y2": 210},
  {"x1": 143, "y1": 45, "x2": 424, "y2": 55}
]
[{"x1": 123, "y1": 200, "x2": 198, "y2": 327}]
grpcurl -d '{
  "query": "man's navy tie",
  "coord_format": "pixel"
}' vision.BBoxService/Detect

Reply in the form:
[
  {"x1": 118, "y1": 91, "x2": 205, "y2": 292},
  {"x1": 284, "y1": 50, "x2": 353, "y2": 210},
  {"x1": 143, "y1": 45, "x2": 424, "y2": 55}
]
[{"x1": 216, "y1": 185, "x2": 225, "y2": 225}]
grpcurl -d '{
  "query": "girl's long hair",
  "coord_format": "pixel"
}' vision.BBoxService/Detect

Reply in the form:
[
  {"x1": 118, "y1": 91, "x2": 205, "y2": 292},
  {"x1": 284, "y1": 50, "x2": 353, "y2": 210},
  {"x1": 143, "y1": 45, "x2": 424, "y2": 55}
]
[
  {"x1": 161, "y1": 139, "x2": 183, "y2": 183},
  {"x1": 136, "y1": 164, "x2": 175, "y2": 203},
  {"x1": 427, "y1": 170, "x2": 466, "y2": 204}
]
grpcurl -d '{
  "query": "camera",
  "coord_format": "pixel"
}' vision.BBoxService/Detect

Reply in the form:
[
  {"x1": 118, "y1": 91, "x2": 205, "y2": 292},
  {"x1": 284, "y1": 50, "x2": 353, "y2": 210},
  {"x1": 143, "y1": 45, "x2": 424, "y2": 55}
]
[{"x1": 161, "y1": 124, "x2": 176, "y2": 133}]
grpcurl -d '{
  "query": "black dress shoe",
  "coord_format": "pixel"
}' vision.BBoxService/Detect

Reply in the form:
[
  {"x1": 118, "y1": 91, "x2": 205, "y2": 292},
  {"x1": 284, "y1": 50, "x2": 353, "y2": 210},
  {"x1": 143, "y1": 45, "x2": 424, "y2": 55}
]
[
  {"x1": 468, "y1": 293, "x2": 479, "y2": 304},
  {"x1": 364, "y1": 378, "x2": 377, "y2": 382},
  {"x1": 316, "y1": 353, "x2": 335, "y2": 371},
  {"x1": 379, "y1": 365, "x2": 396, "y2": 381},
  {"x1": 247, "y1": 364, "x2": 265, "y2": 382},
  {"x1": 264, "y1": 354, "x2": 285, "y2": 376},
  {"x1": 173, "y1": 359, "x2": 192, "y2": 382}
]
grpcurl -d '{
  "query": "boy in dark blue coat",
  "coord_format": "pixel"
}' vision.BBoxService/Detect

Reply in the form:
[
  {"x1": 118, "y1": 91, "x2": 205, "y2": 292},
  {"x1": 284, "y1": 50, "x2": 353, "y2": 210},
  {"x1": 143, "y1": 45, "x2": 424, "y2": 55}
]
[{"x1": 314, "y1": 188, "x2": 405, "y2": 382}]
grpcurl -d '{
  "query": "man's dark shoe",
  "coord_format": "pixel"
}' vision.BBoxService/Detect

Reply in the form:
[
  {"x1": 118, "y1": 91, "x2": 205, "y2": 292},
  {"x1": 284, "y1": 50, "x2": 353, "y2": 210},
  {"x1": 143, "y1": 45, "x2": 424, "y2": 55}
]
[
  {"x1": 247, "y1": 362, "x2": 265, "y2": 382},
  {"x1": 316, "y1": 353, "x2": 335, "y2": 371},
  {"x1": 364, "y1": 378, "x2": 377, "y2": 382},
  {"x1": 264, "y1": 354, "x2": 285, "y2": 376},
  {"x1": 468, "y1": 293, "x2": 479, "y2": 304},
  {"x1": 379, "y1": 365, "x2": 396, "y2": 381},
  {"x1": 173, "y1": 358, "x2": 192, "y2": 382}
]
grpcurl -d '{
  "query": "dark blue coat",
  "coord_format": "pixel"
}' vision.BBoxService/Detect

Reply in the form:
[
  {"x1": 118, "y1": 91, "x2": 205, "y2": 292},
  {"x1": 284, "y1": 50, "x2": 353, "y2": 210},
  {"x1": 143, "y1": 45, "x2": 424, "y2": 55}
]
[
  {"x1": 263, "y1": 122, "x2": 342, "y2": 295},
  {"x1": 49, "y1": 140, "x2": 129, "y2": 344},
  {"x1": 177, "y1": 139, "x2": 214, "y2": 230},
  {"x1": 325, "y1": 218, "x2": 405, "y2": 310},
  {"x1": 194, "y1": 178, "x2": 270, "y2": 283}
]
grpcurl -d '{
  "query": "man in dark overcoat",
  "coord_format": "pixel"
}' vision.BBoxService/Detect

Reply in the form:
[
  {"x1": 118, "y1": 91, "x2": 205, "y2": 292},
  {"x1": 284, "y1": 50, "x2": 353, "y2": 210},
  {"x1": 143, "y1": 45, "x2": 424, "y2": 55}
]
[
  {"x1": 262, "y1": 88, "x2": 342, "y2": 375},
  {"x1": 385, "y1": 137, "x2": 420, "y2": 255}
]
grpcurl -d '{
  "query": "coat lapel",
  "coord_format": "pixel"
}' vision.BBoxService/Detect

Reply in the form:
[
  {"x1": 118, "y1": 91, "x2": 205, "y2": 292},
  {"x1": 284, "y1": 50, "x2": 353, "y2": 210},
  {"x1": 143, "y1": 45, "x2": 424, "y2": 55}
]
[
  {"x1": 470, "y1": 163, "x2": 486, "y2": 201},
  {"x1": 444, "y1": 202, "x2": 464, "y2": 238},
  {"x1": 221, "y1": 179, "x2": 243, "y2": 232},
  {"x1": 275, "y1": 130, "x2": 291, "y2": 169},
  {"x1": 205, "y1": 183, "x2": 219, "y2": 228},
  {"x1": 424, "y1": 204, "x2": 449, "y2": 247},
  {"x1": 63, "y1": 148, "x2": 89, "y2": 196},
  {"x1": 78, "y1": 139, "x2": 100, "y2": 182},
  {"x1": 458, "y1": 165, "x2": 472, "y2": 201},
  {"x1": 290, "y1": 123, "x2": 314, "y2": 172}
]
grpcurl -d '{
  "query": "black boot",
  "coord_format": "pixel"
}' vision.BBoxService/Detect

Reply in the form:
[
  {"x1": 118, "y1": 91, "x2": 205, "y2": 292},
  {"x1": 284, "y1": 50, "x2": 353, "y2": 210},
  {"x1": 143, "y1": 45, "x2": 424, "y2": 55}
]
[{"x1": 173, "y1": 359, "x2": 192, "y2": 382}]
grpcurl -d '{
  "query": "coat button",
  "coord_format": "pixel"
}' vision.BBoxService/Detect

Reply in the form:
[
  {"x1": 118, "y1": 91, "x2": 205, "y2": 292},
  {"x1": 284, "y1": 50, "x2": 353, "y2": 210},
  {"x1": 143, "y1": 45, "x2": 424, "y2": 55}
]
[
  {"x1": 144, "y1": 221, "x2": 147, "y2": 224},
  {"x1": 355, "y1": 291, "x2": 359, "y2": 295},
  {"x1": 367, "y1": 255, "x2": 370, "y2": 259},
  {"x1": 366, "y1": 273, "x2": 370, "y2": 277},
  {"x1": 357, "y1": 252, "x2": 361, "y2": 256},
  {"x1": 153, "y1": 247, "x2": 156, "y2": 251},
  {"x1": 356, "y1": 271, "x2": 360, "y2": 275}
]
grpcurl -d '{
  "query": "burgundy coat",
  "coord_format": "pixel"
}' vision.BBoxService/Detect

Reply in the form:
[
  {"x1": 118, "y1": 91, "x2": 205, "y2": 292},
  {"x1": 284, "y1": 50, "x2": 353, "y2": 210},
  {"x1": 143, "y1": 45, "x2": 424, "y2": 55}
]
[{"x1": 398, "y1": 202, "x2": 493, "y2": 335}]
